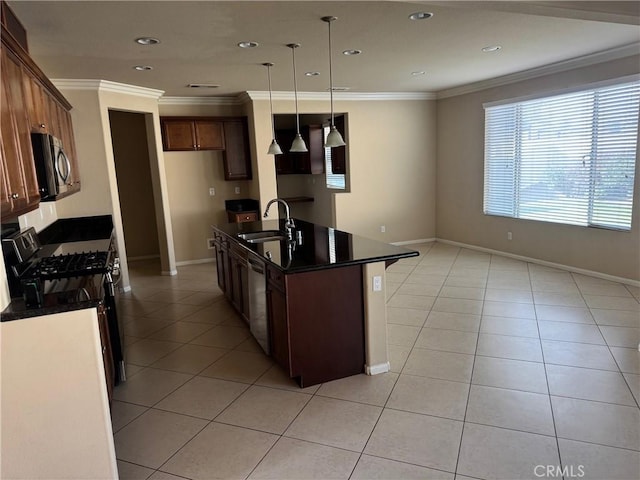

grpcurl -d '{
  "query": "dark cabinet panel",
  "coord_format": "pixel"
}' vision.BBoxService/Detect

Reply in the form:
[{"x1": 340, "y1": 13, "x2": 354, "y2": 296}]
[
  {"x1": 275, "y1": 125, "x2": 325, "y2": 175},
  {"x1": 162, "y1": 120, "x2": 196, "y2": 150},
  {"x1": 267, "y1": 279, "x2": 292, "y2": 376},
  {"x1": 222, "y1": 119, "x2": 251, "y2": 180},
  {"x1": 196, "y1": 121, "x2": 224, "y2": 150},
  {"x1": 97, "y1": 305, "x2": 114, "y2": 404},
  {"x1": 0, "y1": 44, "x2": 39, "y2": 216},
  {"x1": 331, "y1": 115, "x2": 346, "y2": 174},
  {"x1": 161, "y1": 116, "x2": 252, "y2": 181},
  {"x1": 161, "y1": 118, "x2": 225, "y2": 151}
]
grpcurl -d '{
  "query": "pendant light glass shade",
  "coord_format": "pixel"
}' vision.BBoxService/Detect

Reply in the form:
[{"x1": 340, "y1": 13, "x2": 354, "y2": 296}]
[
  {"x1": 322, "y1": 16, "x2": 346, "y2": 148},
  {"x1": 262, "y1": 62, "x2": 282, "y2": 155},
  {"x1": 287, "y1": 43, "x2": 308, "y2": 153},
  {"x1": 290, "y1": 133, "x2": 308, "y2": 152},
  {"x1": 268, "y1": 139, "x2": 283, "y2": 155},
  {"x1": 325, "y1": 124, "x2": 345, "y2": 147}
]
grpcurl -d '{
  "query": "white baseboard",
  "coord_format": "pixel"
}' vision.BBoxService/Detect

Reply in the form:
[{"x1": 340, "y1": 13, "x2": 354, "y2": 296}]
[
  {"x1": 365, "y1": 362, "x2": 391, "y2": 375},
  {"x1": 175, "y1": 258, "x2": 216, "y2": 267},
  {"x1": 437, "y1": 238, "x2": 640, "y2": 287},
  {"x1": 392, "y1": 238, "x2": 436, "y2": 246},
  {"x1": 161, "y1": 270, "x2": 178, "y2": 276}
]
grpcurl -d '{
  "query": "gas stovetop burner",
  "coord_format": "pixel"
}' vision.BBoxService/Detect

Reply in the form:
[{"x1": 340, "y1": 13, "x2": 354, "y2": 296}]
[{"x1": 23, "y1": 251, "x2": 111, "y2": 280}]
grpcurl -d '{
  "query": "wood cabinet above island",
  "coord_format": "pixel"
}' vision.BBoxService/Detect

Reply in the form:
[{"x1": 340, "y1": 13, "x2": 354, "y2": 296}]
[{"x1": 212, "y1": 219, "x2": 418, "y2": 387}]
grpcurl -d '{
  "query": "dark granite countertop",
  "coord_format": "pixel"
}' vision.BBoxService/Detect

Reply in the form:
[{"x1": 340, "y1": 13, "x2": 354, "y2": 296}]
[
  {"x1": 1, "y1": 298, "x2": 102, "y2": 322},
  {"x1": 212, "y1": 218, "x2": 419, "y2": 273}
]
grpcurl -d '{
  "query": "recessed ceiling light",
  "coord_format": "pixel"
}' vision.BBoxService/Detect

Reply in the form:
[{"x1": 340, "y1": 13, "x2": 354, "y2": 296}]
[
  {"x1": 305, "y1": 71, "x2": 320, "y2": 77},
  {"x1": 188, "y1": 83, "x2": 220, "y2": 88},
  {"x1": 409, "y1": 12, "x2": 433, "y2": 20},
  {"x1": 411, "y1": 71, "x2": 426, "y2": 76},
  {"x1": 482, "y1": 45, "x2": 502, "y2": 52},
  {"x1": 133, "y1": 65, "x2": 153, "y2": 71},
  {"x1": 135, "y1": 37, "x2": 160, "y2": 45},
  {"x1": 343, "y1": 49, "x2": 362, "y2": 56},
  {"x1": 238, "y1": 41, "x2": 259, "y2": 48}
]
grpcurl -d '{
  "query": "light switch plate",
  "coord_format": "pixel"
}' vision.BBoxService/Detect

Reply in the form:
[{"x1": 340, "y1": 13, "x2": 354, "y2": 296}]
[{"x1": 235, "y1": 187, "x2": 241, "y2": 194}]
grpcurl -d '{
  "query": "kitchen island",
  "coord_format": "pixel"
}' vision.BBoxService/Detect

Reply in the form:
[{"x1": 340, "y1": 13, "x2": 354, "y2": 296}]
[{"x1": 212, "y1": 218, "x2": 418, "y2": 387}]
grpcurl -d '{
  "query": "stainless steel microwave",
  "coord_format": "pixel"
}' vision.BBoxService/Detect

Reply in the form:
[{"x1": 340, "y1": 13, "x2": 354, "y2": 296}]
[{"x1": 31, "y1": 133, "x2": 72, "y2": 201}]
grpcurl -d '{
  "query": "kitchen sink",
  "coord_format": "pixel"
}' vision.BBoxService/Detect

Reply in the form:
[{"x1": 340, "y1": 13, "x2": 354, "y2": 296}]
[{"x1": 238, "y1": 230, "x2": 286, "y2": 243}]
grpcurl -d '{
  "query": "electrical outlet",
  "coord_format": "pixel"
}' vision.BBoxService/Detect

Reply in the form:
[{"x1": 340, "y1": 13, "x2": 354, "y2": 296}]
[
  {"x1": 209, "y1": 187, "x2": 215, "y2": 196},
  {"x1": 380, "y1": 225, "x2": 386, "y2": 233},
  {"x1": 507, "y1": 231, "x2": 513, "y2": 240},
  {"x1": 373, "y1": 276, "x2": 383, "y2": 292},
  {"x1": 207, "y1": 238, "x2": 215, "y2": 249},
  {"x1": 234, "y1": 186, "x2": 241, "y2": 194}
]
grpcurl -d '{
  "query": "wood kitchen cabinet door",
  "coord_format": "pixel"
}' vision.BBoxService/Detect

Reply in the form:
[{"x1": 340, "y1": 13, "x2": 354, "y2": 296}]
[
  {"x1": 195, "y1": 120, "x2": 224, "y2": 150},
  {"x1": 0, "y1": 44, "x2": 39, "y2": 216},
  {"x1": 161, "y1": 118, "x2": 225, "y2": 151},
  {"x1": 162, "y1": 120, "x2": 196, "y2": 150},
  {"x1": 222, "y1": 119, "x2": 252, "y2": 180},
  {"x1": 267, "y1": 277, "x2": 293, "y2": 376},
  {"x1": 275, "y1": 125, "x2": 324, "y2": 175},
  {"x1": 21, "y1": 72, "x2": 49, "y2": 133}
]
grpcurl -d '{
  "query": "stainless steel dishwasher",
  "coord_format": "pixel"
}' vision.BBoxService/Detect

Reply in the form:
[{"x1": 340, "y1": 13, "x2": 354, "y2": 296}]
[{"x1": 247, "y1": 256, "x2": 269, "y2": 354}]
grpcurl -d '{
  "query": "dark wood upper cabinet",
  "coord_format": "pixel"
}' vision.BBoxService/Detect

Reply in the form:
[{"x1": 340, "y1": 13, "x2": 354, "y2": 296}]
[
  {"x1": 1, "y1": 18, "x2": 80, "y2": 217},
  {"x1": 161, "y1": 118, "x2": 224, "y2": 151},
  {"x1": 161, "y1": 116, "x2": 252, "y2": 181},
  {"x1": 275, "y1": 124, "x2": 325, "y2": 175},
  {"x1": 222, "y1": 118, "x2": 252, "y2": 180},
  {"x1": 1, "y1": 43, "x2": 40, "y2": 217}
]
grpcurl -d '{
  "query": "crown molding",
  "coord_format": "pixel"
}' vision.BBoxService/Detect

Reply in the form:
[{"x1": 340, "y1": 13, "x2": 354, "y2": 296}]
[
  {"x1": 159, "y1": 96, "x2": 242, "y2": 106},
  {"x1": 246, "y1": 91, "x2": 436, "y2": 101},
  {"x1": 51, "y1": 79, "x2": 164, "y2": 98},
  {"x1": 437, "y1": 42, "x2": 640, "y2": 99}
]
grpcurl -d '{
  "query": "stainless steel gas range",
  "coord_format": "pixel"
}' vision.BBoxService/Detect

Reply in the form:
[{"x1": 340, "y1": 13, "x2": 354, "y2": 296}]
[{"x1": 2, "y1": 224, "x2": 125, "y2": 384}]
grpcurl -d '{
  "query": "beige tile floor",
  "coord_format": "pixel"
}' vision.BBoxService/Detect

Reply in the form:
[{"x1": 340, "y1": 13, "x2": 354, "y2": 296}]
[{"x1": 113, "y1": 243, "x2": 640, "y2": 480}]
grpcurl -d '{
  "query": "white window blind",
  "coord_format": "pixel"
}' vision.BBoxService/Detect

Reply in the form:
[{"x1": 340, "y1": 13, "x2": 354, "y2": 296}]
[
  {"x1": 324, "y1": 125, "x2": 346, "y2": 189},
  {"x1": 484, "y1": 80, "x2": 639, "y2": 231}
]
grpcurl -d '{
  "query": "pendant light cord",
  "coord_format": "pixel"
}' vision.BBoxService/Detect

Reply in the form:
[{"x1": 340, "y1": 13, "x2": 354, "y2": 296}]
[
  {"x1": 267, "y1": 64, "x2": 276, "y2": 139},
  {"x1": 328, "y1": 19, "x2": 335, "y2": 128},
  {"x1": 291, "y1": 46, "x2": 301, "y2": 135}
]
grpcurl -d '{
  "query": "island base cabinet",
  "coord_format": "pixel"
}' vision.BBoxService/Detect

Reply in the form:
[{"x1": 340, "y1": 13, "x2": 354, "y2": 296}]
[{"x1": 269, "y1": 264, "x2": 365, "y2": 387}]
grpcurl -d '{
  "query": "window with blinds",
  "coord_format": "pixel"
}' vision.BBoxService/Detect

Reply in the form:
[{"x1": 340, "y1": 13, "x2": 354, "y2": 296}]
[
  {"x1": 483, "y1": 80, "x2": 639, "y2": 231},
  {"x1": 324, "y1": 125, "x2": 346, "y2": 189}
]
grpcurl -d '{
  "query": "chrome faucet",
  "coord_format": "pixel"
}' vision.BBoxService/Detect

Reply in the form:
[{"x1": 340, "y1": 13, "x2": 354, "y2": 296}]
[{"x1": 264, "y1": 198, "x2": 295, "y2": 239}]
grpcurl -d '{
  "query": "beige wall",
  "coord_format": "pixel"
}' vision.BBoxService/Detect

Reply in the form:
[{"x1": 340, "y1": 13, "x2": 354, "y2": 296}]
[
  {"x1": 157, "y1": 103, "x2": 255, "y2": 263},
  {"x1": 436, "y1": 55, "x2": 640, "y2": 281},
  {"x1": 1, "y1": 308, "x2": 117, "y2": 479},
  {"x1": 252, "y1": 97, "x2": 437, "y2": 243},
  {"x1": 109, "y1": 110, "x2": 160, "y2": 259},
  {"x1": 54, "y1": 85, "x2": 176, "y2": 284}
]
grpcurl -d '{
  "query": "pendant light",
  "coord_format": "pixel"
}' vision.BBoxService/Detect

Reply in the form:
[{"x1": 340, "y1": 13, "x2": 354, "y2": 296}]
[
  {"x1": 322, "y1": 16, "x2": 346, "y2": 148},
  {"x1": 262, "y1": 62, "x2": 283, "y2": 155},
  {"x1": 287, "y1": 43, "x2": 308, "y2": 153}
]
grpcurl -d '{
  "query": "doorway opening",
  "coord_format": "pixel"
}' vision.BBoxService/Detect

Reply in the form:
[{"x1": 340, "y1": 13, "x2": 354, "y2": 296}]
[{"x1": 108, "y1": 110, "x2": 161, "y2": 263}]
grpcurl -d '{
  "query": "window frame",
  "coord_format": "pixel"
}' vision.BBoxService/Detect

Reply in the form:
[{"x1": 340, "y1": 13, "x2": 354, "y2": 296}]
[{"x1": 483, "y1": 76, "x2": 640, "y2": 232}]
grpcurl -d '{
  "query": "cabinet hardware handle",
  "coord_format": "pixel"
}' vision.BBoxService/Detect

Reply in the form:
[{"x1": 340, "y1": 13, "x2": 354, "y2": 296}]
[
  {"x1": 39, "y1": 124, "x2": 45, "y2": 128},
  {"x1": 11, "y1": 193, "x2": 19, "y2": 199}
]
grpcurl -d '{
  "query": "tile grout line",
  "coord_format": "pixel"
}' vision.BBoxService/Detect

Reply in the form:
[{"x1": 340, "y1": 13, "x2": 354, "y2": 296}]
[
  {"x1": 529, "y1": 261, "x2": 566, "y2": 480},
  {"x1": 570, "y1": 271, "x2": 640, "y2": 410}
]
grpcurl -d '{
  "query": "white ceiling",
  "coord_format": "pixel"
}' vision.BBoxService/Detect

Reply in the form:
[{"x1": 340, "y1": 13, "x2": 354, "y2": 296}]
[{"x1": 8, "y1": 1, "x2": 640, "y2": 97}]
